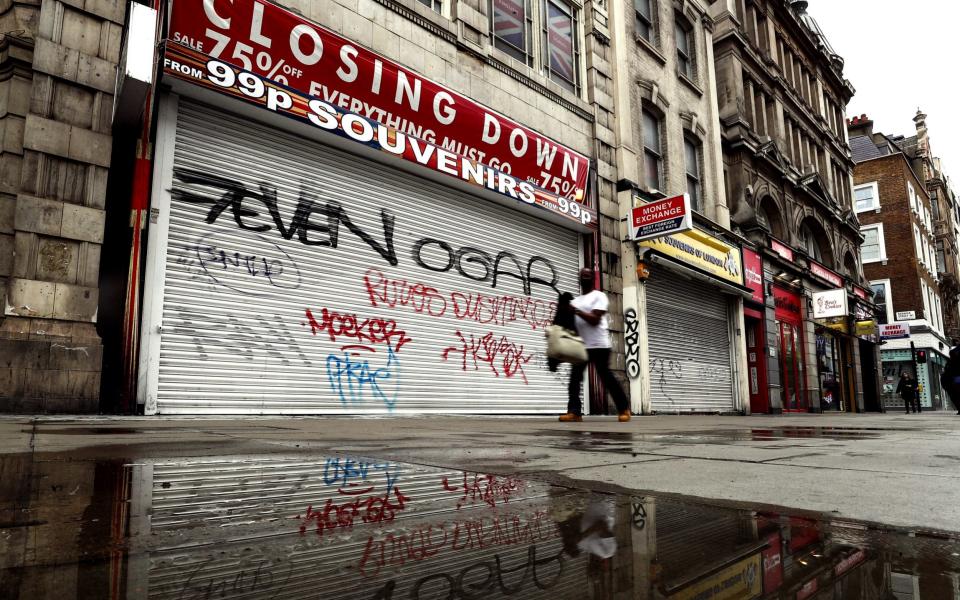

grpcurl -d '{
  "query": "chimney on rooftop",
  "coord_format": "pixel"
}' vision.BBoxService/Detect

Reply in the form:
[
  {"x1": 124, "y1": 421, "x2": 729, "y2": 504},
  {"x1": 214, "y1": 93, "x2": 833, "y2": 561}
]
[{"x1": 846, "y1": 113, "x2": 873, "y2": 139}]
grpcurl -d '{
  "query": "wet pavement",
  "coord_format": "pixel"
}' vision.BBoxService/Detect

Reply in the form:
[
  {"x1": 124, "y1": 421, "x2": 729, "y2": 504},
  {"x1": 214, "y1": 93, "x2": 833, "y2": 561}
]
[{"x1": 2, "y1": 414, "x2": 960, "y2": 598}]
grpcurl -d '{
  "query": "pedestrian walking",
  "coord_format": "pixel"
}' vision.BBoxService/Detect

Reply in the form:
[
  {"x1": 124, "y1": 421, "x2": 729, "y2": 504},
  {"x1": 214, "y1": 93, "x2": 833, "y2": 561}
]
[
  {"x1": 896, "y1": 372, "x2": 920, "y2": 414},
  {"x1": 559, "y1": 268, "x2": 631, "y2": 423},
  {"x1": 940, "y1": 340, "x2": 960, "y2": 415}
]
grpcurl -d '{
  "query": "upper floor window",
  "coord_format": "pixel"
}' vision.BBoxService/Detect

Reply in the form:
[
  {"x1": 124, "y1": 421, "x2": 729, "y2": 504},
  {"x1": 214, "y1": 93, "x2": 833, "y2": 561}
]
[
  {"x1": 860, "y1": 224, "x2": 886, "y2": 264},
  {"x1": 908, "y1": 181, "x2": 917, "y2": 211},
  {"x1": 418, "y1": 0, "x2": 443, "y2": 13},
  {"x1": 936, "y1": 240, "x2": 946, "y2": 274},
  {"x1": 642, "y1": 109, "x2": 663, "y2": 191},
  {"x1": 675, "y1": 14, "x2": 694, "y2": 80},
  {"x1": 542, "y1": 0, "x2": 581, "y2": 93},
  {"x1": 870, "y1": 280, "x2": 891, "y2": 325},
  {"x1": 800, "y1": 224, "x2": 822, "y2": 261},
  {"x1": 931, "y1": 196, "x2": 941, "y2": 221},
  {"x1": 854, "y1": 182, "x2": 879, "y2": 213},
  {"x1": 635, "y1": 0, "x2": 656, "y2": 43},
  {"x1": 684, "y1": 135, "x2": 702, "y2": 211},
  {"x1": 492, "y1": 0, "x2": 533, "y2": 65}
]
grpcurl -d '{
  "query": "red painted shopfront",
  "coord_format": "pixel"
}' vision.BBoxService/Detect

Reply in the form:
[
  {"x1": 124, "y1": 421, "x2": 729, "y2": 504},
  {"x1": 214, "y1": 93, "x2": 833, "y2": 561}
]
[
  {"x1": 773, "y1": 286, "x2": 807, "y2": 412},
  {"x1": 742, "y1": 248, "x2": 769, "y2": 413}
]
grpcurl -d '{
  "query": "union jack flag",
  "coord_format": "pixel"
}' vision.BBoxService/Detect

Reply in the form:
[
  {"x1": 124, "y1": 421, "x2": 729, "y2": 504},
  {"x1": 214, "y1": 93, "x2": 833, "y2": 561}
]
[
  {"x1": 493, "y1": 0, "x2": 526, "y2": 50},
  {"x1": 547, "y1": 2, "x2": 574, "y2": 83}
]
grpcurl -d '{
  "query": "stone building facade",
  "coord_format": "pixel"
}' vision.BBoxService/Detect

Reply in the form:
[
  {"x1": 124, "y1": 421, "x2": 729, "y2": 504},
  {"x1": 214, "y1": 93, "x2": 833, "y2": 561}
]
[
  {"x1": 0, "y1": 0, "x2": 124, "y2": 411},
  {"x1": 848, "y1": 114, "x2": 953, "y2": 411},
  {"x1": 709, "y1": 0, "x2": 873, "y2": 413}
]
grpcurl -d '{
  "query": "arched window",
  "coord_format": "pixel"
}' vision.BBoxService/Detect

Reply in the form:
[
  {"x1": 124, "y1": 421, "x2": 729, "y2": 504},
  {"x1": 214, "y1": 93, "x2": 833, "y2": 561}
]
[
  {"x1": 844, "y1": 252, "x2": 858, "y2": 278},
  {"x1": 799, "y1": 219, "x2": 834, "y2": 266},
  {"x1": 757, "y1": 196, "x2": 785, "y2": 240},
  {"x1": 800, "y1": 224, "x2": 821, "y2": 261}
]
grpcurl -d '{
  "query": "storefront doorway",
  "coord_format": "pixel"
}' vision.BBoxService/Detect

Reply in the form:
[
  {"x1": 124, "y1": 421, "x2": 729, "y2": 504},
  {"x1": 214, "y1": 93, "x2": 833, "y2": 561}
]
[
  {"x1": 817, "y1": 329, "x2": 854, "y2": 412},
  {"x1": 773, "y1": 286, "x2": 806, "y2": 412},
  {"x1": 745, "y1": 312, "x2": 768, "y2": 413}
]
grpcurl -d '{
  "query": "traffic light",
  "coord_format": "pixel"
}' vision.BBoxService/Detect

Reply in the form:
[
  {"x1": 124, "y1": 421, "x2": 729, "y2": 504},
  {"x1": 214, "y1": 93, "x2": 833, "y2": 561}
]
[{"x1": 916, "y1": 350, "x2": 927, "y2": 364}]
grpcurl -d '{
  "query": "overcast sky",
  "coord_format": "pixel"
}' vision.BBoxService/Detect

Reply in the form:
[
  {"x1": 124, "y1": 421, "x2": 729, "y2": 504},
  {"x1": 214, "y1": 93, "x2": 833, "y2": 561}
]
[{"x1": 811, "y1": 1, "x2": 960, "y2": 185}]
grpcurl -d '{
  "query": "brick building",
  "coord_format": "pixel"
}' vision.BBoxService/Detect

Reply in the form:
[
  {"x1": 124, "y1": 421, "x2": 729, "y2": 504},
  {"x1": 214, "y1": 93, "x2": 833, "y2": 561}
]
[
  {"x1": 0, "y1": 1, "x2": 124, "y2": 411},
  {"x1": 709, "y1": 0, "x2": 876, "y2": 413},
  {"x1": 848, "y1": 114, "x2": 953, "y2": 411}
]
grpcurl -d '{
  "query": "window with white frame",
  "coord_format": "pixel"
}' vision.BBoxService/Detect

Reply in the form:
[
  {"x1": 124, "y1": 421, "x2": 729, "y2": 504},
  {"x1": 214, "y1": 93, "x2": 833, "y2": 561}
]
[
  {"x1": 642, "y1": 108, "x2": 663, "y2": 191},
  {"x1": 418, "y1": 0, "x2": 444, "y2": 14},
  {"x1": 860, "y1": 224, "x2": 886, "y2": 263},
  {"x1": 542, "y1": 0, "x2": 581, "y2": 93},
  {"x1": 492, "y1": 0, "x2": 533, "y2": 65},
  {"x1": 870, "y1": 279, "x2": 892, "y2": 325},
  {"x1": 684, "y1": 134, "x2": 702, "y2": 211},
  {"x1": 914, "y1": 225, "x2": 923, "y2": 264},
  {"x1": 675, "y1": 13, "x2": 696, "y2": 80},
  {"x1": 854, "y1": 182, "x2": 879, "y2": 213},
  {"x1": 936, "y1": 294, "x2": 943, "y2": 334},
  {"x1": 937, "y1": 240, "x2": 947, "y2": 274},
  {"x1": 930, "y1": 241, "x2": 938, "y2": 276},
  {"x1": 921, "y1": 279, "x2": 930, "y2": 322}
]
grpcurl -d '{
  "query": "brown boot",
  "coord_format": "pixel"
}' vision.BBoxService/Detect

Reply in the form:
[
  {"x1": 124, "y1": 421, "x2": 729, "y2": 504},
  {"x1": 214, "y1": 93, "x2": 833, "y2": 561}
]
[
  {"x1": 618, "y1": 410, "x2": 631, "y2": 422},
  {"x1": 558, "y1": 413, "x2": 583, "y2": 422}
]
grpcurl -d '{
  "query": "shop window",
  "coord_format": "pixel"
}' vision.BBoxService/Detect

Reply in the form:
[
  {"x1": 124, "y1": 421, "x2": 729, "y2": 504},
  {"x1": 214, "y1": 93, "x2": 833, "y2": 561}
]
[
  {"x1": 859, "y1": 224, "x2": 886, "y2": 264},
  {"x1": 870, "y1": 280, "x2": 891, "y2": 325},
  {"x1": 634, "y1": 0, "x2": 656, "y2": 43},
  {"x1": 492, "y1": 0, "x2": 533, "y2": 65},
  {"x1": 542, "y1": 0, "x2": 581, "y2": 93},
  {"x1": 674, "y1": 13, "x2": 695, "y2": 80},
  {"x1": 684, "y1": 135, "x2": 702, "y2": 212},
  {"x1": 642, "y1": 108, "x2": 663, "y2": 191},
  {"x1": 854, "y1": 182, "x2": 879, "y2": 213}
]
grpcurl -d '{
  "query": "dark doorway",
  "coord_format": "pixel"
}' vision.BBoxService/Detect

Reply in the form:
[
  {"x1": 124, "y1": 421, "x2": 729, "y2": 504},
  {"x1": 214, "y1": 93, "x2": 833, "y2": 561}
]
[{"x1": 859, "y1": 339, "x2": 881, "y2": 412}]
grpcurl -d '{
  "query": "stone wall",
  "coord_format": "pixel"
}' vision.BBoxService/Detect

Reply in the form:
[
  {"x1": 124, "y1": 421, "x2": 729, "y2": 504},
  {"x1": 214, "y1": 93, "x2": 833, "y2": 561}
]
[{"x1": 0, "y1": 0, "x2": 124, "y2": 412}]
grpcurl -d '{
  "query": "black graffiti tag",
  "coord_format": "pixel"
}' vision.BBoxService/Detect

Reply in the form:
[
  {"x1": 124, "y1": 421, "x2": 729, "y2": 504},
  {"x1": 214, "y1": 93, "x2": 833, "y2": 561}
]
[
  {"x1": 172, "y1": 168, "x2": 397, "y2": 266},
  {"x1": 624, "y1": 308, "x2": 640, "y2": 379}
]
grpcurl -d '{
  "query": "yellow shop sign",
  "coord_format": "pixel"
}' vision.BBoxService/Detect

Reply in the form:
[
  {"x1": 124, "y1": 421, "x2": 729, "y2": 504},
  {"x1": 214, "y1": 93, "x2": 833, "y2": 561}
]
[
  {"x1": 668, "y1": 553, "x2": 762, "y2": 600},
  {"x1": 639, "y1": 227, "x2": 744, "y2": 286}
]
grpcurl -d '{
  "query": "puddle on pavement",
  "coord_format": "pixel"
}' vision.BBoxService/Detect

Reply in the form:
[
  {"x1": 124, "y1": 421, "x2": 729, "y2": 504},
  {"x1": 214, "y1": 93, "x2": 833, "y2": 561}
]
[{"x1": 0, "y1": 452, "x2": 957, "y2": 599}]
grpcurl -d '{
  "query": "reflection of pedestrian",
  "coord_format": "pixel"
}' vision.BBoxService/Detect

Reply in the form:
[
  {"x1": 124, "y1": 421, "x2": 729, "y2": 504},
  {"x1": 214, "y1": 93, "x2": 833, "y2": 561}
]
[
  {"x1": 940, "y1": 341, "x2": 960, "y2": 415},
  {"x1": 555, "y1": 494, "x2": 618, "y2": 578},
  {"x1": 560, "y1": 268, "x2": 631, "y2": 423},
  {"x1": 896, "y1": 372, "x2": 920, "y2": 414}
]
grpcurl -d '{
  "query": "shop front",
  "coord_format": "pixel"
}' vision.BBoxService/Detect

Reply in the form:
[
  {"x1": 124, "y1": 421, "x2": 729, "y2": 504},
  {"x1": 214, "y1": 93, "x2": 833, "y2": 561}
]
[
  {"x1": 137, "y1": 0, "x2": 597, "y2": 414},
  {"x1": 637, "y1": 221, "x2": 749, "y2": 413},
  {"x1": 742, "y1": 247, "x2": 769, "y2": 413},
  {"x1": 809, "y1": 263, "x2": 857, "y2": 413},
  {"x1": 772, "y1": 285, "x2": 806, "y2": 412},
  {"x1": 852, "y1": 287, "x2": 882, "y2": 412}
]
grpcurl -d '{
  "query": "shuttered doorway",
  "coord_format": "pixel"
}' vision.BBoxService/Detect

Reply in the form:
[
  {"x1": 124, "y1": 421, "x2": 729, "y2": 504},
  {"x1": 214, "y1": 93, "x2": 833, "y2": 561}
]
[
  {"x1": 646, "y1": 274, "x2": 736, "y2": 412},
  {"x1": 144, "y1": 99, "x2": 582, "y2": 414}
]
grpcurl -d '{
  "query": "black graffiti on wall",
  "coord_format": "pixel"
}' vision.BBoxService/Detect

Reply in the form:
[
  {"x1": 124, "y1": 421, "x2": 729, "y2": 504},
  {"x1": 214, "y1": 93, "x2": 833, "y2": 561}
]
[
  {"x1": 172, "y1": 168, "x2": 398, "y2": 265},
  {"x1": 171, "y1": 169, "x2": 561, "y2": 298}
]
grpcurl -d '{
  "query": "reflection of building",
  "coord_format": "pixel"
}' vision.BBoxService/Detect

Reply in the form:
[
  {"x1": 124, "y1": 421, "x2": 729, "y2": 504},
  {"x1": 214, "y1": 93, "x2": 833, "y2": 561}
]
[
  {"x1": 709, "y1": 0, "x2": 875, "y2": 414},
  {"x1": 847, "y1": 114, "x2": 951, "y2": 411}
]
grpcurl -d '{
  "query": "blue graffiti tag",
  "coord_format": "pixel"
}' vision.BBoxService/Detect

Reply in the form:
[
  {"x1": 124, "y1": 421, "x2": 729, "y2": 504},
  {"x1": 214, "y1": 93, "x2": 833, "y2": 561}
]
[
  {"x1": 323, "y1": 457, "x2": 400, "y2": 494},
  {"x1": 326, "y1": 346, "x2": 400, "y2": 410}
]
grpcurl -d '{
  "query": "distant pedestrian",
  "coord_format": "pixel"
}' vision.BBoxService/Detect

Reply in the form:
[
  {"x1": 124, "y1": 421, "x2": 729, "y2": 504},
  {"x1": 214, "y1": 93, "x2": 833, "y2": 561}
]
[
  {"x1": 559, "y1": 268, "x2": 631, "y2": 423},
  {"x1": 896, "y1": 372, "x2": 920, "y2": 414},
  {"x1": 940, "y1": 340, "x2": 960, "y2": 415}
]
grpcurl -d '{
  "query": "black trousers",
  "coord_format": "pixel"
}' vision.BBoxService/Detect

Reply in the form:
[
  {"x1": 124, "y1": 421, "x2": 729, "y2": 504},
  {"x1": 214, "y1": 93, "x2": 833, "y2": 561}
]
[
  {"x1": 568, "y1": 348, "x2": 630, "y2": 415},
  {"x1": 903, "y1": 396, "x2": 920, "y2": 413}
]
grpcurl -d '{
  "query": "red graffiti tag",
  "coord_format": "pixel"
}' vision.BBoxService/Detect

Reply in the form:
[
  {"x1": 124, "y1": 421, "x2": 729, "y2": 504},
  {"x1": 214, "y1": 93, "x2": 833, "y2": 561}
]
[
  {"x1": 296, "y1": 487, "x2": 410, "y2": 537},
  {"x1": 363, "y1": 268, "x2": 448, "y2": 317},
  {"x1": 304, "y1": 306, "x2": 412, "y2": 352},
  {"x1": 441, "y1": 330, "x2": 532, "y2": 383},
  {"x1": 441, "y1": 471, "x2": 527, "y2": 510}
]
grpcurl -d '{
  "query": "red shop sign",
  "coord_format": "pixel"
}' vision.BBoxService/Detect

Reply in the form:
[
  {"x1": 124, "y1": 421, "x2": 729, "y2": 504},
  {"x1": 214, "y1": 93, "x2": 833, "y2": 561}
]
[
  {"x1": 742, "y1": 247, "x2": 764, "y2": 304},
  {"x1": 774, "y1": 286, "x2": 802, "y2": 324},
  {"x1": 163, "y1": 0, "x2": 595, "y2": 229},
  {"x1": 771, "y1": 238, "x2": 794, "y2": 262},
  {"x1": 762, "y1": 532, "x2": 784, "y2": 593},
  {"x1": 810, "y1": 260, "x2": 843, "y2": 288},
  {"x1": 853, "y1": 286, "x2": 868, "y2": 300}
]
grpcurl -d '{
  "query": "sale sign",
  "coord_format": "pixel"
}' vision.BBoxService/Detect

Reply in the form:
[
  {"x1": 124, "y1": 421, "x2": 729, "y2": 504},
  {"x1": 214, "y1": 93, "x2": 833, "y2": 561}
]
[
  {"x1": 630, "y1": 194, "x2": 692, "y2": 241},
  {"x1": 162, "y1": 0, "x2": 596, "y2": 229}
]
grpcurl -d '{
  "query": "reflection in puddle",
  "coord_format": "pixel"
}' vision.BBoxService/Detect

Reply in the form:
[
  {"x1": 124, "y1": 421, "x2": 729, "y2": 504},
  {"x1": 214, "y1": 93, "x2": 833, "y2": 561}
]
[{"x1": 0, "y1": 452, "x2": 958, "y2": 599}]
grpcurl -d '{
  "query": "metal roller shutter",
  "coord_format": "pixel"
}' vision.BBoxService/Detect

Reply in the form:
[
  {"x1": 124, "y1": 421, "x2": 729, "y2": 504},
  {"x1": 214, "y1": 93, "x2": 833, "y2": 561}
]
[
  {"x1": 151, "y1": 100, "x2": 581, "y2": 414},
  {"x1": 646, "y1": 274, "x2": 735, "y2": 412}
]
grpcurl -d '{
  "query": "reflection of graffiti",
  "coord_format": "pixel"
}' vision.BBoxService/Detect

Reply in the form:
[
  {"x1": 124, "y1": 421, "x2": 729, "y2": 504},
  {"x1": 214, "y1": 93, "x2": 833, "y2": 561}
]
[
  {"x1": 441, "y1": 331, "x2": 532, "y2": 383},
  {"x1": 169, "y1": 307, "x2": 313, "y2": 365},
  {"x1": 631, "y1": 501, "x2": 647, "y2": 530},
  {"x1": 442, "y1": 471, "x2": 527, "y2": 510},
  {"x1": 323, "y1": 458, "x2": 399, "y2": 495},
  {"x1": 624, "y1": 308, "x2": 640, "y2": 379},
  {"x1": 369, "y1": 545, "x2": 564, "y2": 599},
  {"x1": 649, "y1": 358, "x2": 683, "y2": 405},
  {"x1": 296, "y1": 486, "x2": 410, "y2": 537},
  {"x1": 326, "y1": 347, "x2": 400, "y2": 409},
  {"x1": 359, "y1": 512, "x2": 550, "y2": 577},
  {"x1": 305, "y1": 306, "x2": 412, "y2": 352}
]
